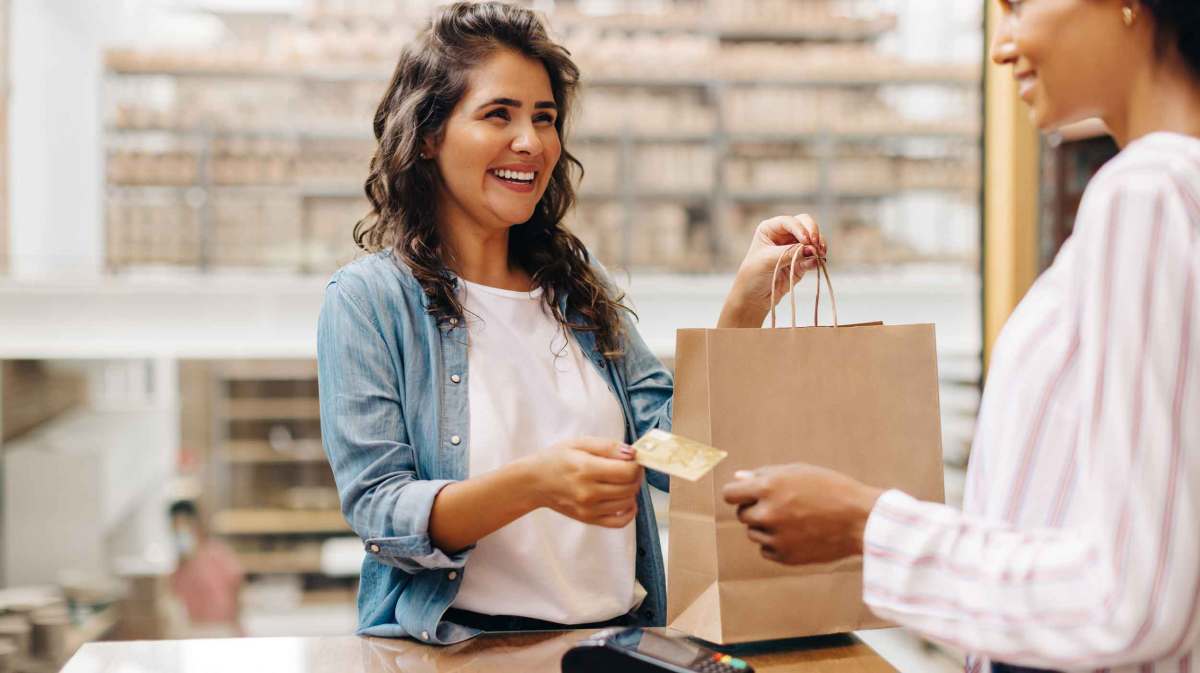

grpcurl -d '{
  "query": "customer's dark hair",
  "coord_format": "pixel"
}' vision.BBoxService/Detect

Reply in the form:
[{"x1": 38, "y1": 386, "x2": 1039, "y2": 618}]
[
  {"x1": 169, "y1": 500, "x2": 198, "y2": 519},
  {"x1": 354, "y1": 1, "x2": 630, "y2": 357},
  {"x1": 1141, "y1": 0, "x2": 1200, "y2": 78}
]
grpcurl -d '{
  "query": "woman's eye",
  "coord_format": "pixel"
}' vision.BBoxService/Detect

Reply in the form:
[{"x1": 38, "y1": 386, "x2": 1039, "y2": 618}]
[
  {"x1": 485, "y1": 108, "x2": 510, "y2": 121},
  {"x1": 534, "y1": 113, "x2": 556, "y2": 125}
]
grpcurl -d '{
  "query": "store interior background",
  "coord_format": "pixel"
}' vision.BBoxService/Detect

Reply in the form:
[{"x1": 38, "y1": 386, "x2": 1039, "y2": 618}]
[{"x1": 0, "y1": 0, "x2": 1115, "y2": 670}]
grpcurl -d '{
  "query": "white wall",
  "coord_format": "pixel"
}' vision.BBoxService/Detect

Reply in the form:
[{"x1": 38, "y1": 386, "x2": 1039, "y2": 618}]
[
  {"x1": 3, "y1": 360, "x2": 179, "y2": 586},
  {"x1": 8, "y1": 0, "x2": 105, "y2": 278},
  {"x1": 5, "y1": 0, "x2": 233, "y2": 279},
  {"x1": 8, "y1": 0, "x2": 103, "y2": 275}
]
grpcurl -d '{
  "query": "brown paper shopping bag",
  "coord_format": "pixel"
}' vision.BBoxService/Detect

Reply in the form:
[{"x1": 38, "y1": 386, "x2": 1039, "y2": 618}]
[{"x1": 667, "y1": 251, "x2": 945, "y2": 644}]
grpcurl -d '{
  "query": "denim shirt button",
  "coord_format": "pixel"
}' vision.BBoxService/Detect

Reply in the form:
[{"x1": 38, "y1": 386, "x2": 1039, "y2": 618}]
[
  {"x1": 368, "y1": 544, "x2": 380, "y2": 554},
  {"x1": 450, "y1": 374, "x2": 461, "y2": 384},
  {"x1": 420, "y1": 631, "x2": 430, "y2": 641},
  {"x1": 449, "y1": 317, "x2": 459, "y2": 327},
  {"x1": 447, "y1": 571, "x2": 458, "y2": 581},
  {"x1": 450, "y1": 435, "x2": 462, "y2": 446}
]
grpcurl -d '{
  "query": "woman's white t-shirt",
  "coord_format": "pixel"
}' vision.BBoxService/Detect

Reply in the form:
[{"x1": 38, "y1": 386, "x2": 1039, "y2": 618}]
[{"x1": 449, "y1": 278, "x2": 642, "y2": 624}]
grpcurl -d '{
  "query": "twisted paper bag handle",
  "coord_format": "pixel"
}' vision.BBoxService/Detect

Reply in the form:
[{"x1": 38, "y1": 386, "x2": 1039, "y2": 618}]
[{"x1": 768, "y1": 244, "x2": 839, "y2": 329}]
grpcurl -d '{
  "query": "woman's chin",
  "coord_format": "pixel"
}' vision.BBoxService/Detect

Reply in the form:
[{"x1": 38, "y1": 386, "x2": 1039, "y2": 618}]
[
  {"x1": 481, "y1": 210, "x2": 531, "y2": 230},
  {"x1": 1027, "y1": 103, "x2": 1055, "y2": 132},
  {"x1": 486, "y1": 201, "x2": 540, "y2": 228},
  {"x1": 1029, "y1": 103, "x2": 1094, "y2": 136}
]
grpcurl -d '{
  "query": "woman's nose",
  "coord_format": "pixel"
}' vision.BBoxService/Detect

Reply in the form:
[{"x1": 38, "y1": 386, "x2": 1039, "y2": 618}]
[
  {"x1": 511, "y1": 125, "x2": 543, "y2": 156},
  {"x1": 990, "y1": 9, "x2": 1018, "y2": 66}
]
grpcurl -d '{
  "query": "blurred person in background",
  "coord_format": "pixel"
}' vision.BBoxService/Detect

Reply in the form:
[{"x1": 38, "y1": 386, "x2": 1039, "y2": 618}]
[
  {"x1": 317, "y1": 1, "x2": 826, "y2": 645},
  {"x1": 722, "y1": 1, "x2": 1200, "y2": 672},
  {"x1": 169, "y1": 500, "x2": 245, "y2": 637}
]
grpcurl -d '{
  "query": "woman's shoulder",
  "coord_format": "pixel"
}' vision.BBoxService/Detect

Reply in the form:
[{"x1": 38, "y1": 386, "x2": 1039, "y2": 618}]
[
  {"x1": 327, "y1": 250, "x2": 422, "y2": 304},
  {"x1": 322, "y1": 251, "x2": 435, "y2": 336},
  {"x1": 1091, "y1": 132, "x2": 1200, "y2": 196}
]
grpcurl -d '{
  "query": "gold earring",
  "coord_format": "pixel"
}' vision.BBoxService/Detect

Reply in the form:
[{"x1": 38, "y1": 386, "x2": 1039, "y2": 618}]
[{"x1": 1122, "y1": 6, "x2": 1136, "y2": 26}]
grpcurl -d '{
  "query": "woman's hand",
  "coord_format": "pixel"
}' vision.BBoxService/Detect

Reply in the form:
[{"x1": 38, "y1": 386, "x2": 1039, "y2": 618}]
[
  {"x1": 529, "y1": 437, "x2": 643, "y2": 528},
  {"x1": 721, "y1": 463, "x2": 882, "y2": 565},
  {"x1": 718, "y1": 214, "x2": 828, "y2": 328}
]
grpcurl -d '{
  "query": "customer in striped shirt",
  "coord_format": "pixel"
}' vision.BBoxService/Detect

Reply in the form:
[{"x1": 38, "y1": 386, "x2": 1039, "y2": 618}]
[{"x1": 722, "y1": 2, "x2": 1200, "y2": 672}]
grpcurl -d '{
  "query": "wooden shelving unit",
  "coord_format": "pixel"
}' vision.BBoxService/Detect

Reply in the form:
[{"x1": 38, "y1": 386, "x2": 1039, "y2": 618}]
[
  {"x1": 210, "y1": 509, "x2": 348, "y2": 536},
  {"x1": 223, "y1": 398, "x2": 321, "y2": 421},
  {"x1": 197, "y1": 359, "x2": 354, "y2": 595},
  {"x1": 100, "y1": 0, "x2": 983, "y2": 275}
]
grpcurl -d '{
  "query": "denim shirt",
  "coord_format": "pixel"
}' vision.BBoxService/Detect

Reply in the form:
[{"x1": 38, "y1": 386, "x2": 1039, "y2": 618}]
[{"x1": 316, "y1": 251, "x2": 673, "y2": 644}]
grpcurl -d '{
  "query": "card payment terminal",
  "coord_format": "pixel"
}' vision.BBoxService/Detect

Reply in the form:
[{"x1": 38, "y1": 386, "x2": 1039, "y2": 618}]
[{"x1": 561, "y1": 627, "x2": 754, "y2": 673}]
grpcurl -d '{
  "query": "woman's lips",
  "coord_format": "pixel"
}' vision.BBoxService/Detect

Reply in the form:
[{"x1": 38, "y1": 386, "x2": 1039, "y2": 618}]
[
  {"x1": 488, "y1": 170, "x2": 536, "y2": 194},
  {"x1": 1016, "y1": 72, "x2": 1037, "y2": 102}
]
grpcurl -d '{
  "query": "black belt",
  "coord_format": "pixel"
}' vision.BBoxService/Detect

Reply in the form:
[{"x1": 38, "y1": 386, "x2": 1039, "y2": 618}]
[
  {"x1": 443, "y1": 607, "x2": 634, "y2": 633},
  {"x1": 991, "y1": 664, "x2": 1061, "y2": 673}
]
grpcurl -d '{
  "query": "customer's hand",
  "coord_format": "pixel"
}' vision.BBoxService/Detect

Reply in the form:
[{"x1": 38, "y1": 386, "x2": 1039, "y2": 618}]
[
  {"x1": 719, "y1": 214, "x2": 828, "y2": 328},
  {"x1": 721, "y1": 463, "x2": 882, "y2": 565},
  {"x1": 529, "y1": 437, "x2": 643, "y2": 528}
]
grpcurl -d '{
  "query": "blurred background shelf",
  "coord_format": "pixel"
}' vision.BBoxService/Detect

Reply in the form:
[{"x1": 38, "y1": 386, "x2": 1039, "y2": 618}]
[
  {"x1": 221, "y1": 398, "x2": 320, "y2": 421},
  {"x1": 100, "y1": 0, "x2": 983, "y2": 277},
  {"x1": 235, "y1": 548, "x2": 325, "y2": 575},
  {"x1": 222, "y1": 439, "x2": 326, "y2": 464},
  {"x1": 210, "y1": 509, "x2": 348, "y2": 536}
]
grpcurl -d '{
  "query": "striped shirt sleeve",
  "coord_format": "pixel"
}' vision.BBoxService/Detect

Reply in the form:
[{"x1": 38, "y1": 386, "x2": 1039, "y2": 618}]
[{"x1": 861, "y1": 171, "x2": 1200, "y2": 669}]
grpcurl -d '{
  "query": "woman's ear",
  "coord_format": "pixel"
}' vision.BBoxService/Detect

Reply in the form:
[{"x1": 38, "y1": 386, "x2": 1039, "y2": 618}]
[{"x1": 419, "y1": 136, "x2": 438, "y2": 160}]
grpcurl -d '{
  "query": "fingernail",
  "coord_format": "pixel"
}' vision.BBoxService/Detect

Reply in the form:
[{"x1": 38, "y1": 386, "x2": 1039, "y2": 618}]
[
  {"x1": 734, "y1": 470, "x2": 754, "y2": 480},
  {"x1": 620, "y1": 445, "x2": 636, "y2": 458}
]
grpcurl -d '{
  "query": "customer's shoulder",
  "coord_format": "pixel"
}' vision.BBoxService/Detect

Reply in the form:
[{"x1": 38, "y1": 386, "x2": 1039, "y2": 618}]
[
  {"x1": 326, "y1": 250, "x2": 421, "y2": 305},
  {"x1": 1092, "y1": 133, "x2": 1200, "y2": 196}
]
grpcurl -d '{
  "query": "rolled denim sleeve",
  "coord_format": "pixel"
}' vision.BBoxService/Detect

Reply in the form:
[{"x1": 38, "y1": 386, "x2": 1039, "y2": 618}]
[{"x1": 317, "y1": 278, "x2": 467, "y2": 573}]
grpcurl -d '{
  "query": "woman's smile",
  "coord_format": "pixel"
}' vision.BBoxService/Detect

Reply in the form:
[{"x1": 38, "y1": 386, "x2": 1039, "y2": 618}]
[
  {"x1": 487, "y1": 163, "x2": 540, "y2": 194},
  {"x1": 1015, "y1": 69, "x2": 1038, "y2": 103}
]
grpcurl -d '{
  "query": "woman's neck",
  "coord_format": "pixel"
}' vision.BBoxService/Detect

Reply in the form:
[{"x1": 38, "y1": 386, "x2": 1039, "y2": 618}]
[
  {"x1": 438, "y1": 201, "x2": 531, "y2": 292},
  {"x1": 1108, "y1": 53, "x2": 1200, "y2": 148}
]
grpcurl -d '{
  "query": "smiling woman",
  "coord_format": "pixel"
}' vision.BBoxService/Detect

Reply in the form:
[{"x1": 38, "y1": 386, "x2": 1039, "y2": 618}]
[
  {"x1": 316, "y1": 0, "x2": 828, "y2": 646},
  {"x1": 350, "y1": 2, "x2": 627, "y2": 355},
  {"x1": 721, "y1": 2, "x2": 1200, "y2": 672},
  {"x1": 426, "y1": 52, "x2": 565, "y2": 274}
]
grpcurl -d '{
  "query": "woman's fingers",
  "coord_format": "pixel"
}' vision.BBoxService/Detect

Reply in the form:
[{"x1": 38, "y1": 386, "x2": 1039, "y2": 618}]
[
  {"x1": 722, "y1": 473, "x2": 765, "y2": 505},
  {"x1": 757, "y1": 216, "x2": 804, "y2": 246},
  {"x1": 760, "y1": 545, "x2": 783, "y2": 563},
  {"x1": 585, "y1": 454, "x2": 644, "y2": 485},
  {"x1": 594, "y1": 502, "x2": 639, "y2": 528},
  {"x1": 590, "y1": 496, "x2": 638, "y2": 517},
  {"x1": 757, "y1": 214, "x2": 826, "y2": 255},
  {"x1": 584, "y1": 480, "x2": 642, "y2": 503},
  {"x1": 571, "y1": 437, "x2": 630, "y2": 460},
  {"x1": 778, "y1": 215, "x2": 816, "y2": 248},
  {"x1": 746, "y1": 526, "x2": 774, "y2": 547},
  {"x1": 798, "y1": 214, "x2": 827, "y2": 256}
]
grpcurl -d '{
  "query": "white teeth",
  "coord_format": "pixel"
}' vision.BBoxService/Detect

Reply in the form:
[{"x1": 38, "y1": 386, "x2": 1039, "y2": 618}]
[{"x1": 493, "y1": 169, "x2": 535, "y2": 182}]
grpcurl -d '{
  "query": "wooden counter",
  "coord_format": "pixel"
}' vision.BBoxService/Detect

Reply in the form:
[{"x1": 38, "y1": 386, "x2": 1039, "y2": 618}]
[{"x1": 60, "y1": 630, "x2": 897, "y2": 673}]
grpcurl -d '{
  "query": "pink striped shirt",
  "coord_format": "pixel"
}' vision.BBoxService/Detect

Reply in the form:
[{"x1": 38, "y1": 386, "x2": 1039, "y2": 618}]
[{"x1": 863, "y1": 132, "x2": 1200, "y2": 673}]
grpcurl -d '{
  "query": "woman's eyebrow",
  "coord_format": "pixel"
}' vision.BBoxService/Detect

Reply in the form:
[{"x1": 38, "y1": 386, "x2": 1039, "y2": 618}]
[{"x1": 475, "y1": 97, "x2": 558, "y2": 111}]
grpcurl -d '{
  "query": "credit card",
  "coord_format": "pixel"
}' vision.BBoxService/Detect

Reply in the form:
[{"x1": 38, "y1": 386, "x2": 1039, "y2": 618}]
[{"x1": 633, "y1": 429, "x2": 728, "y2": 482}]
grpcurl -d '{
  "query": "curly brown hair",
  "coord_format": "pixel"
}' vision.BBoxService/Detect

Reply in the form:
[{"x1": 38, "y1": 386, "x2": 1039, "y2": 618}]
[{"x1": 354, "y1": 1, "x2": 630, "y2": 358}]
